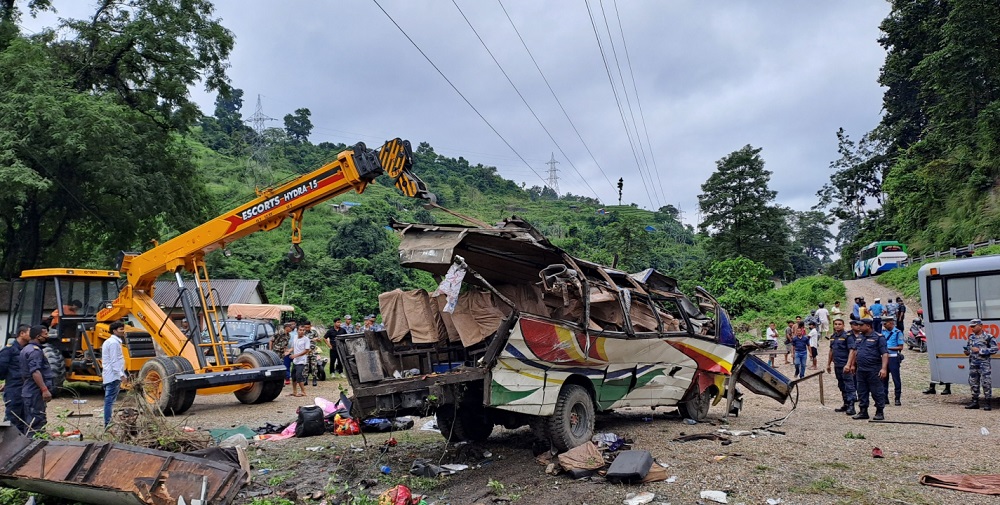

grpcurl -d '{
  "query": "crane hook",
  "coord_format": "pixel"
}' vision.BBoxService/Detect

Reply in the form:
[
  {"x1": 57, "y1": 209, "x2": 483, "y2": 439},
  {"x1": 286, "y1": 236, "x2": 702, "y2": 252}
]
[{"x1": 287, "y1": 244, "x2": 305, "y2": 263}]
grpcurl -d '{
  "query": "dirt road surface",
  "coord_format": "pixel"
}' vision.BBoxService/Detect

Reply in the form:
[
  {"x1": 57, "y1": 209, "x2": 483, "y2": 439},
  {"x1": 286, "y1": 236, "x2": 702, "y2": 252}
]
[{"x1": 39, "y1": 278, "x2": 1000, "y2": 504}]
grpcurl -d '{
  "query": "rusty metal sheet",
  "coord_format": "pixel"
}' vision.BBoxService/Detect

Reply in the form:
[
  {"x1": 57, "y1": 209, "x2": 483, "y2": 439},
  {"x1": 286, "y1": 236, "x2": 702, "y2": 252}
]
[{"x1": 0, "y1": 426, "x2": 246, "y2": 505}]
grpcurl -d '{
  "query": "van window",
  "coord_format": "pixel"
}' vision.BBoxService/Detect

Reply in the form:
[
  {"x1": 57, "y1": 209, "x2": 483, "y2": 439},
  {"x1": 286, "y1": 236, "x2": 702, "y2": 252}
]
[
  {"x1": 929, "y1": 278, "x2": 944, "y2": 321},
  {"x1": 978, "y1": 275, "x2": 1000, "y2": 319},
  {"x1": 947, "y1": 277, "x2": 978, "y2": 320},
  {"x1": 650, "y1": 296, "x2": 688, "y2": 333}
]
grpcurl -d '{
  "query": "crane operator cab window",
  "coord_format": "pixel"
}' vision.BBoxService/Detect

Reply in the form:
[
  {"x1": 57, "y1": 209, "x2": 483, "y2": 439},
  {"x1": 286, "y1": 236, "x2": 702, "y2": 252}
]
[{"x1": 6, "y1": 276, "x2": 120, "y2": 353}]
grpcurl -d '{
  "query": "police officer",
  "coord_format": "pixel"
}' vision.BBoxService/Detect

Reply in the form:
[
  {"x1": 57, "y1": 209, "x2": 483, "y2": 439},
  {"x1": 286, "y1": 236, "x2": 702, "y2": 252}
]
[
  {"x1": 19, "y1": 325, "x2": 54, "y2": 436},
  {"x1": 847, "y1": 318, "x2": 888, "y2": 420},
  {"x1": 964, "y1": 318, "x2": 998, "y2": 410},
  {"x1": 882, "y1": 318, "x2": 905, "y2": 406},
  {"x1": 0, "y1": 325, "x2": 30, "y2": 433},
  {"x1": 826, "y1": 318, "x2": 857, "y2": 416}
]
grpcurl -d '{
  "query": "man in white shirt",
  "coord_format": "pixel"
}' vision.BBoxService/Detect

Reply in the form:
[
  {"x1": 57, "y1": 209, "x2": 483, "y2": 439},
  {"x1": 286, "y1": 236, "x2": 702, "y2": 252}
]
[
  {"x1": 808, "y1": 322, "x2": 820, "y2": 370},
  {"x1": 289, "y1": 328, "x2": 311, "y2": 397},
  {"x1": 101, "y1": 321, "x2": 128, "y2": 427},
  {"x1": 815, "y1": 303, "x2": 831, "y2": 338}
]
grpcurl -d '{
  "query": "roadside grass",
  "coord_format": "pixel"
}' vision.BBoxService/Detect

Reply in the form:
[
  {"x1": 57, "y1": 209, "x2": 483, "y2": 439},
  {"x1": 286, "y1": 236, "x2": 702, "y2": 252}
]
[{"x1": 790, "y1": 476, "x2": 865, "y2": 499}]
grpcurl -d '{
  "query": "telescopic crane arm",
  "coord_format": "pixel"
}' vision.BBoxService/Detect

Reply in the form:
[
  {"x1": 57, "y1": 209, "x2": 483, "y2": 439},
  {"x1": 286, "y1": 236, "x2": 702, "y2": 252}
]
[{"x1": 97, "y1": 138, "x2": 432, "y2": 326}]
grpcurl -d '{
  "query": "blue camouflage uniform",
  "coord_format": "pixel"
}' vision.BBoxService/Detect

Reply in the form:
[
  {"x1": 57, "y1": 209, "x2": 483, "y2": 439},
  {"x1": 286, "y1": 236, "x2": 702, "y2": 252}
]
[
  {"x1": 830, "y1": 329, "x2": 857, "y2": 408},
  {"x1": 965, "y1": 327, "x2": 998, "y2": 404},
  {"x1": 0, "y1": 340, "x2": 27, "y2": 433},
  {"x1": 854, "y1": 327, "x2": 888, "y2": 415},
  {"x1": 19, "y1": 341, "x2": 54, "y2": 436}
]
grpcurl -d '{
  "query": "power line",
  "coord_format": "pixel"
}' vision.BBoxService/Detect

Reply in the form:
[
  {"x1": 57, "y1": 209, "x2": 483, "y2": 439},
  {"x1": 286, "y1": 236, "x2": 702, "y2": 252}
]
[
  {"x1": 450, "y1": 0, "x2": 602, "y2": 204},
  {"x1": 584, "y1": 0, "x2": 655, "y2": 209},
  {"x1": 611, "y1": 0, "x2": 667, "y2": 206},
  {"x1": 597, "y1": 0, "x2": 661, "y2": 208},
  {"x1": 496, "y1": 0, "x2": 618, "y2": 195},
  {"x1": 371, "y1": 0, "x2": 550, "y2": 189}
]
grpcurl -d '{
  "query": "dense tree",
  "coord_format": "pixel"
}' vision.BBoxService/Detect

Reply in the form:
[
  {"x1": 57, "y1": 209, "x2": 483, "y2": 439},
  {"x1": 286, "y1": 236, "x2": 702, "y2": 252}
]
[
  {"x1": 788, "y1": 211, "x2": 834, "y2": 278},
  {"x1": 214, "y1": 88, "x2": 245, "y2": 135},
  {"x1": 703, "y1": 257, "x2": 773, "y2": 317},
  {"x1": 283, "y1": 108, "x2": 313, "y2": 143},
  {"x1": 698, "y1": 145, "x2": 790, "y2": 275}
]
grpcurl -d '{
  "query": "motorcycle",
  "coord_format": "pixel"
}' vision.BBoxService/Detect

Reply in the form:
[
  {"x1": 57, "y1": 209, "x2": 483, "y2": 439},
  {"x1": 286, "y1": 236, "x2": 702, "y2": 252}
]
[{"x1": 906, "y1": 318, "x2": 926, "y2": 353}]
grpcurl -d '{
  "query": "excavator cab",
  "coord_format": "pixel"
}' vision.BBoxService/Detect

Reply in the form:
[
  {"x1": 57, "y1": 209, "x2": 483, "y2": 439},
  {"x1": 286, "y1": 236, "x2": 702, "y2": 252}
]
[{"x1": 6, "y1": 269, "x2": 122, "y2": 392}]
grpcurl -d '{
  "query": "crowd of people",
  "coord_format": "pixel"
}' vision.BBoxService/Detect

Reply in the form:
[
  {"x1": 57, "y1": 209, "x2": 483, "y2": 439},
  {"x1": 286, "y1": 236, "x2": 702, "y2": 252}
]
[
  {"x1": 0, "y1": 311, "x2": 388, "y2": 437},
  {"x1": 268, "y1": 314, "x2": 384, "y2": 396}
]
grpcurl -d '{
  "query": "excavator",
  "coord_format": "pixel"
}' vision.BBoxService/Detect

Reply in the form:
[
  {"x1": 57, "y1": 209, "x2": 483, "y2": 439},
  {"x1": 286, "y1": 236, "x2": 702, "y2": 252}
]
[{"x1": 3, "y1": 138, "x2": 433, "y2": 414}]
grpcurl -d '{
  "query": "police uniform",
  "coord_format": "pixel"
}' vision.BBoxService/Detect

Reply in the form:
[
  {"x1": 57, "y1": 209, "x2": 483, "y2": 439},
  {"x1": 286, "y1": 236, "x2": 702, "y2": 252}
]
[
  {"x1": 0, "y1": 340, "x2": 26, "y2": 433},
  {"x1": 19, "y1": 341, "x2": 54, "y2": 436},
  {"x1": 830, "y1": 327, "x2": 857, "y2": 415},
  {"x1": 964, "y1": 318, "x2": 998, "y2": 410},
  {"x1": 882, "y1": 323, "x2": 905, "y2": 406},
  {"x1": 852, "y1": 318, "x2": 888, "y2": 420}
]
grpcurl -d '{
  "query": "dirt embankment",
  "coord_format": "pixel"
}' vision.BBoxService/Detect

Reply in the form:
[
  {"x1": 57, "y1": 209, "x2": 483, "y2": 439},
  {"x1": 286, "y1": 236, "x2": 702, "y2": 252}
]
[{"x1": 37, "y1": 278, "x2": 1000, "y2": 505}]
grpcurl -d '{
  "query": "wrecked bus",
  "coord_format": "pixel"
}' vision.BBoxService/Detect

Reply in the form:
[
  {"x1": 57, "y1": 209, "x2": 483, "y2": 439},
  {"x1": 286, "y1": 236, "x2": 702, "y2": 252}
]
[{"x1": 336, "y1": 218, "x2": 789, "y2": 450}]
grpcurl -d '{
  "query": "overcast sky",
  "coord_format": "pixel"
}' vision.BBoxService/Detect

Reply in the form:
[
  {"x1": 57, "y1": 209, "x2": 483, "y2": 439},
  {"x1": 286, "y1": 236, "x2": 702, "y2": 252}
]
[{"x1": 28, "y1": 1, "x2": 892, "y2": 226}]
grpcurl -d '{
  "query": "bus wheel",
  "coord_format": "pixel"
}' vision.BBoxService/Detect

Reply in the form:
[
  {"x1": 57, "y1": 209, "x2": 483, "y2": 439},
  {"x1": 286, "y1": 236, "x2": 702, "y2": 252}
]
[
  {"x1": 680, "y1": 387, "x2": 713, "y2": 421},
  {"x1": 548, "y1": 384, "x2": 595, "y2": 452}
]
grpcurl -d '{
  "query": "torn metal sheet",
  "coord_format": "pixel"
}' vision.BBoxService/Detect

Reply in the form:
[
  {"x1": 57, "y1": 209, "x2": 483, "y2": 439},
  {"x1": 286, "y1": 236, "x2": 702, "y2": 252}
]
[{"x1": 0, "y1": 426, "x2": 246, "y2": 505}]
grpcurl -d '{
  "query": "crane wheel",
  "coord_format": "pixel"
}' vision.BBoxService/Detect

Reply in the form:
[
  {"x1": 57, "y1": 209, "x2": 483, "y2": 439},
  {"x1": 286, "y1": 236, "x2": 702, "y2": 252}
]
[
  {"x1": 43, "y1": 344, "x2": 67, "y2": 398},
  {"x1": 233, "y1": 350, "x2": 272, "y2": 404},
  {"x1": 138, "y1": 357, "x2": 180, "y2": 415},
  {"x1": 255, "y1": 349, "x2": 285, "y2": 402},
  {"x1": 167, "y1": 356, "x2": 197, "y2": 414}
]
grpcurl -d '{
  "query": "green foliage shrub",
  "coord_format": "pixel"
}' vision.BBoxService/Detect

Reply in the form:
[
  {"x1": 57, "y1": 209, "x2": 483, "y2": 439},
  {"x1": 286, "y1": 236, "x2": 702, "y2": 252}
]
[
  {"x1": 704, "y1": 257, "x2": 773, "y2": 316},
  {"x1": 736, "y1": 275, "x2": 846, "y2": 338},
  {"x1": 875, "y1": 262, "x2": 928, "y2": 302}
]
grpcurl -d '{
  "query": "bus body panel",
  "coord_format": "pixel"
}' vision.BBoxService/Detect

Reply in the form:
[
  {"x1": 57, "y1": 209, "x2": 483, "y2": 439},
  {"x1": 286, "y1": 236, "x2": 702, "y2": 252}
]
[{"x1": 854, "y1": 241, "x2": 908, "y2": 278}]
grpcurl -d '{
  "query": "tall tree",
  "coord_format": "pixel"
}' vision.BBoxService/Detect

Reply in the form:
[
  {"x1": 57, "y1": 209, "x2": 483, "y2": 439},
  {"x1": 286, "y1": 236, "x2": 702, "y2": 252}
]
[
  {"x1": 698, "y1": 145, "x2": 790, "y2": 275},
  {"x1": 284, "y1": 108, "x2": 313, "y2": 144},
  {"x1": 214, "y1": 87, "x2": 245, "y2": 135}
]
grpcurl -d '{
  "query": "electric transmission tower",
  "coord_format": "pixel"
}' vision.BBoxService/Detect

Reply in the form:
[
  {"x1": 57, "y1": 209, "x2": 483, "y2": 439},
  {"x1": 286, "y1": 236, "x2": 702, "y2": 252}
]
[
  {"x1": 545, "y1": 152, "x2": 560, "y2": 195},
  {"x1": 244, "y1": 94, "x2": 276, "y2": 190}
]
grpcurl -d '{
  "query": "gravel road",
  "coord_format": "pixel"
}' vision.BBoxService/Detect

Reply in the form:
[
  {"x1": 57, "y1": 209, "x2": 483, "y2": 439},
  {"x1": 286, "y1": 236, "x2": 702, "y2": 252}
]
[{"x1": 38, "y1": 277, "x2": 1000, "y2": 505}]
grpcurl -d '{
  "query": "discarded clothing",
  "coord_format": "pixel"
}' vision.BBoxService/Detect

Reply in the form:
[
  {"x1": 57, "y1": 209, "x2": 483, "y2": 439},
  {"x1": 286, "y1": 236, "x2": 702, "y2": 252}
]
[{"x1": 920, "y1": 474, "x2": 1000, "y2": 495}]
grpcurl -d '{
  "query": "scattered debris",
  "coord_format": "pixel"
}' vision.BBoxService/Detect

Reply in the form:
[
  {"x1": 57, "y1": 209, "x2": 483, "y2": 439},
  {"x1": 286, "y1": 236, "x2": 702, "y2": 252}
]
[
  {"x1": 606, "y1": 450, "x2": 653, "y2": 483},
  {"x1": 305, "y1": 446, "x2": 324, "y2": 452},
  {"x1": 717, "y1": 429, "x2": 753, "y2": 437},
  {"x1": 766, "y1": 499, "x2": 783, "y2": 505},
  {"x1": 700, "y1": 489, "x2": 729, "y2": 503},
  {"x1": 672, "y1": 433, "x2": 728, "y2": 443},
  {"x1": 872, "y1": 447, "x2": 884, "y2": 458},
  {"x1": 684, "y1": 418, "x2": 699, "y2": 425},
  {"x1": 983, "y1": 427, "x2": 990, "y2": 436},
  {"x1": 921, "y1": 474, "x2": 1000, "y2": 495},
  {"x1": 623, "y1": 491, "x2": 656, "y2": 505},
  {"x1": 666, "y1": 475, "x2": 678, "y2": 483},
  {"x1": 0, "y1": 426, "x2": 247, "y2": 505},
  {"x1": 557, "y1": 442, "x2": 605, "y2": 472}
]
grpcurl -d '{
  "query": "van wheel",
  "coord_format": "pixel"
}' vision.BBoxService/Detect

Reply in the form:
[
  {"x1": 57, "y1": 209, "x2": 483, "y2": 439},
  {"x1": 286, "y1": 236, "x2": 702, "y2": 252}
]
[
  {"x1": 548, "y1": 384, "x2": 595, "y2": 452},
  {"x1": 680, "y1": 387, "x2": 713, "y2": 421}
]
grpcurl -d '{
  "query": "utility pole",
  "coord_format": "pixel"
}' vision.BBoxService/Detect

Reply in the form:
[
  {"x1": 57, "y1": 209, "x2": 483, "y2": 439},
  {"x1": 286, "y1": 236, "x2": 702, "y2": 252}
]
[
  {"x1": 545, "y1": 153, "x2": 560, "y2": 195},
  {"x1": 245, "y1": 94, "x2": 276, "y2": 191}
]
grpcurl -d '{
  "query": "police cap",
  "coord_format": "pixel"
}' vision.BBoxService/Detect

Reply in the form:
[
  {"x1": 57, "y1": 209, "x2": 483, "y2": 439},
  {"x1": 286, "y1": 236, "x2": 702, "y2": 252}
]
[
  {"x1": 970, "y1": 318, "x2": 983, "y2": 326},
  {"x1": 858, "y1": 317, "x2": 874, "y2": 326}
]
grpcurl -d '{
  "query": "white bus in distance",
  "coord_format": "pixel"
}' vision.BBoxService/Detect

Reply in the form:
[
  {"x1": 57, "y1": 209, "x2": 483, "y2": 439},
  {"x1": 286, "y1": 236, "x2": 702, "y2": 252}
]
[{"x1": 919, "y1": 256, "x2": 1000, "y2": 385}]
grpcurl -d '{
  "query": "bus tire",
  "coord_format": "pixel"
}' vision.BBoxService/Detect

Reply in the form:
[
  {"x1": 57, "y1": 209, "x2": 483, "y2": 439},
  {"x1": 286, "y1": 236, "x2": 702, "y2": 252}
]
[
  {"x1": 436, "y1": 402, "x2": 493, "y2": 443},
  {"x1": 548, "y1": 384, "x2": 595, "y2": 452},
  {"x1": 679, "y1": 386, "x2": 713, "y2": 422}
]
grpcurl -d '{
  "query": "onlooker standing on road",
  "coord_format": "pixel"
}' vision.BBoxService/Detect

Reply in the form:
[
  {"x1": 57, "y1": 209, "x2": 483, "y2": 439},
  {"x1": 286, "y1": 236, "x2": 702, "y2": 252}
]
[
  {"x1": 783, "y1": 321, "x2": 794, "y2": 365},
  {"x1": 851, "y1": 297, "x2": 861, "y2": 320},
  {"x1": 830, "y1": 301, "x2": 843, "y2": 320},
  {"x1": 19, "y1": 325, "x2": 54, "y2": 436},
  {"x1": 816, "y1": 303, "x2": 830, "y2": 338},
  {"x1": 870, "y1": 298, "x2": 885, "y2": 331},
  {"x1": 271, "y1": 321, "x2": 293, "y2": 385},
  {"x1": 963, "y1": 318, "x2": 998, "y2": 410},
  {"x1": 808, "y1": 322, "x2": 820, "y2": 370},
  {"x1": 848, "y1": 318, "x2": 888, "y2": 421},
  {"x1": 895, "y1": 297, "x2": 907, "y2": 327},
  {"x1": 791, "y1": 323, "x2": 810, "y2": 379},
  {"x1": 881, "y1": 318, "x2": 905, "y2": 406},
  {"x1": 295, "y1": 321, "x2": 322, "y2": 386},
  {"x1": 827, "y1": 318, "x2": 857, "y2": 416},
  {"x1": 885, "y1": 297, "x2": 898, "y2": 325},
  {"x1": 324, "y1": 318, "x2": 349, "y2": 377},
  {"x1": 765, "y1": 322, "x2": 779, "y2": 366},
  {"x1": 0, "y1": 325, "x2": 30, "y2": 433},
  {"x1": 289, "y1": 329, "x2": 311, "y2": 397},
  {"x1": 101, "y1": 322, "x2": 128, "y2": 427}
]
